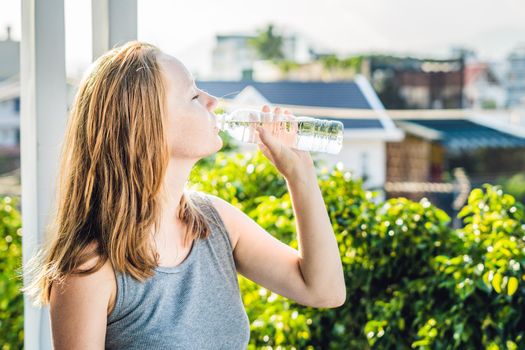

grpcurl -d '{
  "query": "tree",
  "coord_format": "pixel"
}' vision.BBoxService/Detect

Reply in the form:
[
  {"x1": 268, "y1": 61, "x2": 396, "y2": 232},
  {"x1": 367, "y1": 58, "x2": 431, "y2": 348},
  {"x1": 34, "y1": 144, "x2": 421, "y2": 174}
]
[{"x1": 249, "y1": 24, "x2": 285, "y2": 61}]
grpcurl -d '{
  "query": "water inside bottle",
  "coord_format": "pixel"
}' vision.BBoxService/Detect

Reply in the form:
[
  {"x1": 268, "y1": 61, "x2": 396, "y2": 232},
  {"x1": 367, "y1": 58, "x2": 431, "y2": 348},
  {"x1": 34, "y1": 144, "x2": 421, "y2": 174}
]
[
  {"x1": 221, "y1": 118, "x2": 343, "y2": 154},
  {"x1": 222, "y1": 120, "x2": 297, "y2": 148}
]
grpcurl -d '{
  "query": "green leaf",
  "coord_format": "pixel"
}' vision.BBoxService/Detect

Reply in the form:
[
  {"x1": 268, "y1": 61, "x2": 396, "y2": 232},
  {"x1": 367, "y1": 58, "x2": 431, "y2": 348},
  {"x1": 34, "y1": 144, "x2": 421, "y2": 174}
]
[
  {"x1": 482, "y1": 271, "x2": 493, "y2": 288},
  {"x1": 492, "y1": 272, "x2": 503, "y2": 293},
  {"x1": 457, "y1": 206, "x2": 471, "y2": 218},
  {"x1": 507, "y1": 276, "x2": 519, "y2": 296},
  {"x1": 468, "y1": 188, "x2": 483, "y2": 204},
  {"x1": 506, "y1": 340, "x2": 518, "y2": 350}
]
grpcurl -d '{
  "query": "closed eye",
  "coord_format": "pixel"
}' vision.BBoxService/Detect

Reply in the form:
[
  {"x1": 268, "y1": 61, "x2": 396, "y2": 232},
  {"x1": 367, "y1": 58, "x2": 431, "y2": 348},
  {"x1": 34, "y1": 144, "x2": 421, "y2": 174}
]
[{"x1": 192, "y1": 95, "x2": 199, "y2": 100}]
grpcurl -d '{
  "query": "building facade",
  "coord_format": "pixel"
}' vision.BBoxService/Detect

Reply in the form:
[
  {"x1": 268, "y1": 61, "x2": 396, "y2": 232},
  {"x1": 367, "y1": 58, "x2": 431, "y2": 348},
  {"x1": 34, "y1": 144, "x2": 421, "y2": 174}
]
[
  {"x1": 211, "y1": 30, "x2": 316, "y2": 81},
  {"x1": 506, "y1": 46, "x2": 525, "y2": 107}
]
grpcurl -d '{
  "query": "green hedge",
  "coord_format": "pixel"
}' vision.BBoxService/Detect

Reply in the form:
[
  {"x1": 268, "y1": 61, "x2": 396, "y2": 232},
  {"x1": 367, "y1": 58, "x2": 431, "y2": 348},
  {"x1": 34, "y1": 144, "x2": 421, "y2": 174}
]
[
  {"x1": 498, "y1": 173, "x2": 525, "y2": 205},
  {"x1": 1, "y1": 150, "x2": 524, "y2": 349},
  {"x1": 0, "y1": 196, "x2": 23, "y2": 349}
]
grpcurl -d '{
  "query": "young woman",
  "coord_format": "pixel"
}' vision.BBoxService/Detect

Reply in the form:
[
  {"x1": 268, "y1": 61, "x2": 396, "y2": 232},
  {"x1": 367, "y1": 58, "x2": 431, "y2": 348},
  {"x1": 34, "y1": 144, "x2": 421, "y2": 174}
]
[{"x1": 22, "y1": 41, "x2": 345, "y2": 349}]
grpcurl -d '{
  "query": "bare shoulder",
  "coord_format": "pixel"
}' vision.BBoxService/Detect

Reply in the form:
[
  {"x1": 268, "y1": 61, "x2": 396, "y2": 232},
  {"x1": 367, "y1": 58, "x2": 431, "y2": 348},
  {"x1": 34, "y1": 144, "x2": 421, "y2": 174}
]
[
  {"x1": 50, "y1": 241, "x2": 117, "y2": 316},
  {"x1": 202, "y1": 193, "x2": 241, "y2": 249},
  {"x1": 49, "y1": 241, "x2": 116, "y2": 348}
]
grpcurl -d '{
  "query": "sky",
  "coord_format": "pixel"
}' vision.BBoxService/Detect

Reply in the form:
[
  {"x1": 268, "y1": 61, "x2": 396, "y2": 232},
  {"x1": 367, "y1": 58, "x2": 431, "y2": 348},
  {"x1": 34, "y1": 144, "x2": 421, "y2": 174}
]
[{"x1": 1, "y1": 0, "x2": 525, "y2": 78}]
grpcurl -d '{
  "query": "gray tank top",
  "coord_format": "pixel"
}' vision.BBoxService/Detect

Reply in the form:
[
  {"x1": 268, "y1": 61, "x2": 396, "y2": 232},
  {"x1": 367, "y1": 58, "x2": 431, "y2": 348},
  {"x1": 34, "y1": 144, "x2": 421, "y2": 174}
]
[{"x1": 105, "y1": 191, "x2": 251, "y2": 349}]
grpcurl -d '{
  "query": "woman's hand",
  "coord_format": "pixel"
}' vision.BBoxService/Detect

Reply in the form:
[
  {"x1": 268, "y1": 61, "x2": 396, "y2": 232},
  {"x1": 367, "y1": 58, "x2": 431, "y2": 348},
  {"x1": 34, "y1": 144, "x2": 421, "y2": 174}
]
[{"x1": 254, "y1": 105, "x2": 316, "y2": 182}]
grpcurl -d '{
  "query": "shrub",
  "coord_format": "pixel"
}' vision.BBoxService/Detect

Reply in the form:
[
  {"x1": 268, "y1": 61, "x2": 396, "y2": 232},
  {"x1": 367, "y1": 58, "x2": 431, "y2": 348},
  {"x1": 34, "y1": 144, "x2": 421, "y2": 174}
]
[
  {"x1": 498, "y1": 173, "x2": 525, "y2": 205},
  {"x1": 0, "y1": 196, "x2": 23, "y2": 349}
]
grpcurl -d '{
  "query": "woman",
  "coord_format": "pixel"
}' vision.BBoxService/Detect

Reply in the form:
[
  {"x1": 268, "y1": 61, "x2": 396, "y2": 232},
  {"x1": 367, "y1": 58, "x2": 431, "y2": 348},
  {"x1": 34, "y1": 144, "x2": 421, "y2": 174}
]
[{"x1": 22, "y1": 41, "x2": 345, "y2": 349}]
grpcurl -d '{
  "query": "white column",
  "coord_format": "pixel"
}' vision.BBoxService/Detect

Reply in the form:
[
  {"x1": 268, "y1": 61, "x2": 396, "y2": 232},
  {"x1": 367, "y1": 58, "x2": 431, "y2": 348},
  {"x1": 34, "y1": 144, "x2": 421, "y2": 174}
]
[
  {"x1": 92, "y1": 0, "x2": 137, "y2": 60},
  {"x1": 21, "y1": 0, "x2": 67, "y2": 349}
]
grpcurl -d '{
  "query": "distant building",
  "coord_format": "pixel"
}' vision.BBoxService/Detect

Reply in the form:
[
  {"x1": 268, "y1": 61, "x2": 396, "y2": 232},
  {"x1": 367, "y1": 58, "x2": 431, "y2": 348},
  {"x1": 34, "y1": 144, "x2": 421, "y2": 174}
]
[
  {"x1": 0, "y1": 79, "x2": 20, "y2": 174},
  {"x1": 0, "y1": 26, "x2": 21, "y2": 163},
  {"x1": 463, "y1": 62, "x2": 506, "y2": 109},
  {"x1": 506, "y1": 46, "x2": 525, "y2": 107},
  {"x1": 366, "y1": 56, "x2": 465, "y2": 109},
  {"x1": 211, "y1": 35, "x2": 259, "y2": 81},
  {"x1": 198, "y1": 76, "x2": 404, "y2": 195},
  {"x1": 0, "y1": 78, "x2": 19, "y2": 149},
  {"x1": 211, "y1": 31, "x2": 316, "y2": 81},
  {"x1": 388, "y1": 110, "x2": 525, "y2": 214},
  {"x1": 0, "y1": 26, "x2": 19, "y2": 81},
  {"x1": 252, "y1": 60, "x2": 359, "y2": 82},
  {"x1": 0, "y1": 76, "x2": 81, "y2": 174}
]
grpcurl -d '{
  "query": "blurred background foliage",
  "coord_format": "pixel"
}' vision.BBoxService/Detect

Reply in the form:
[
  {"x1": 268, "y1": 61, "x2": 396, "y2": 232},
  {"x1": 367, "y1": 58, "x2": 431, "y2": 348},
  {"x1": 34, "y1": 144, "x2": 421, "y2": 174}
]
[{"x1": 1, "y1": 134, "x2": 524, "y2": 349}]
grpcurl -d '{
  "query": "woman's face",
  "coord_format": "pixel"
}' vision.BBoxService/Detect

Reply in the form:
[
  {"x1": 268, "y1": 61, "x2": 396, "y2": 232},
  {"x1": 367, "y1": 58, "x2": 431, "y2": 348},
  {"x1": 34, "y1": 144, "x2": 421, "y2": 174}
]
[{"x1": 158, "y1": 53, "x2": 222, "y2": 161}]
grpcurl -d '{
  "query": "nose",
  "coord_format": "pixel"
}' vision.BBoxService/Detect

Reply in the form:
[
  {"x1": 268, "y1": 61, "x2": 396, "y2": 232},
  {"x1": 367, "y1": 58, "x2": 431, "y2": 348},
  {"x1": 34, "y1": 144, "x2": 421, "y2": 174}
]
[{"x1": 206, "y1": 92, "x2": 218, "y2": 111}]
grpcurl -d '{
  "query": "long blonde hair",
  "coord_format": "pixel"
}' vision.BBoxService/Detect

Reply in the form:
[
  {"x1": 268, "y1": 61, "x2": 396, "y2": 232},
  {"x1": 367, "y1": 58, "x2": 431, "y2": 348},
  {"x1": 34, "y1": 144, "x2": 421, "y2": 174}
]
[{"x1": 21, "y1": 41, "x2": 212, "y2": 307}]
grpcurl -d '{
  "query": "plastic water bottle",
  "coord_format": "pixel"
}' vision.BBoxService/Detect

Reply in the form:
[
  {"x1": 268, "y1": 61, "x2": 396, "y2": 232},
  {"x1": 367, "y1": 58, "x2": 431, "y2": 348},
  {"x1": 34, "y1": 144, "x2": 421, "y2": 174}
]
[{"x1": 215, "y1": 109, "x2": 344, "y2": 154}]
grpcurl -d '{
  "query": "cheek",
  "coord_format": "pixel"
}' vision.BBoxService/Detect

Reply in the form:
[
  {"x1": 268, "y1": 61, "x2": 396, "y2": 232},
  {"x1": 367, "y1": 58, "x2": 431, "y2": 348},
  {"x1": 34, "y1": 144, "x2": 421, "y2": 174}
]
[
  {"x1": 165, "y1": 113, "x2": 214, "y2": 157},
  {"x1": 167, "y1": 111, "x2": 201, "y2": 139}
]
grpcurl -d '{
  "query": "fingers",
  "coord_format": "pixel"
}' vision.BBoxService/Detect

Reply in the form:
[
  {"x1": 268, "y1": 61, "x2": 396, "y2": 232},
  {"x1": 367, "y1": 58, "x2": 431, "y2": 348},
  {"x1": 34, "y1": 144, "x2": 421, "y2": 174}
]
[
  {"x1": 283, "y1": 108, "x2": 294, "y2": 120},
  {"x1": 281, "y1": 108, "x2": 296, "y2": 133},
  {"x1": 261, "y1": 105, "x2": 292, "y2": 117},
  {"x1": 272, "y1": 107, "x2": 282, "y2": 134},
  {"x1": 255, "y1": 124, "x2": 282, "y2": 160},
  {"x1": 255, "y1": 127, "x2": 274, "y2": 162},
  {"x1": 260, "y1": 105, "x2": 294, "y2": 133}
]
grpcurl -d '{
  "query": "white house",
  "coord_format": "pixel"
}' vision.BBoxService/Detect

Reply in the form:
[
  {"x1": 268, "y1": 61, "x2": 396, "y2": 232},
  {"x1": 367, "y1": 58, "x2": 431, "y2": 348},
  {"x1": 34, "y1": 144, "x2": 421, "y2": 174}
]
[
  {"x1": 0, "y1": 27, "x2": 21, "y2": 150},
  {"x1": 0, "y1": 77, "x2": 20, "y2": 149}
]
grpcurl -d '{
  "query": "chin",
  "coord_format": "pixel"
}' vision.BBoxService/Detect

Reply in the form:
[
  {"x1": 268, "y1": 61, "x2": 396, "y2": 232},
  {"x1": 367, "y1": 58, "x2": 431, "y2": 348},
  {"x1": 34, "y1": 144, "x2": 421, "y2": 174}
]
[
  {"x1": 215, "y1": 137, "x2": 224, "y2": 152},
  {"x1": 203, "y1": 138, "x2": 223, "y2": 158},
  {"x1": 217, "y1": 145, "x2": 223, "y2": 153}
]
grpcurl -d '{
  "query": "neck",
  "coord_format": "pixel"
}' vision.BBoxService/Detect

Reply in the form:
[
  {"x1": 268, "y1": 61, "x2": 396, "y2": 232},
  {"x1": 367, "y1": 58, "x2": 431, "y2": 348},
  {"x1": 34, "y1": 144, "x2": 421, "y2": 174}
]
[
  {"x1": 148, "y1": 158, "x2": 197, "y2": 262},
  {"x1": 159, "y1": 158, "x2": 196, "y2": 223}
]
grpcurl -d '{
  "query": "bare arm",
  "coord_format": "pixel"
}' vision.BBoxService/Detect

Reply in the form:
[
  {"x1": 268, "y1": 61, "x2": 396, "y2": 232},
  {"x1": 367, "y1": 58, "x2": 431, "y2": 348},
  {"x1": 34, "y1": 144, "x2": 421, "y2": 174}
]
[
  {"x1": 49, "y1": 256, "x2": 114, "y2": 349},
  {"x1": 209, "y1": 179, "x2": 345, "y2": 308},
  {"x1": 286, "y1": 170, "x2": 346, "y2": 306},
  {"x1": 208, "y1": 104, "x2": 345, "y2": 308}
]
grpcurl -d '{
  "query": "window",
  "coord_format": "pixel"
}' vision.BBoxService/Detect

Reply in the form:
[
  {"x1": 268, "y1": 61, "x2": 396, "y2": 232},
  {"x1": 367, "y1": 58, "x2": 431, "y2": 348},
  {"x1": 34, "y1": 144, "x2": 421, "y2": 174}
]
[
  {"x1": 361, "y1": 152, "x2": 369, "y2": 182},
  {"x1": 14, "y1": 98, "x2": 20, "y2": 113}
]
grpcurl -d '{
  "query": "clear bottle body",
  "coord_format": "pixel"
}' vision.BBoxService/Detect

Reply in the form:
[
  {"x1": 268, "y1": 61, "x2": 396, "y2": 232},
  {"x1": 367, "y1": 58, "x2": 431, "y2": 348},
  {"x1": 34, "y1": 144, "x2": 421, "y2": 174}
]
[{"x1": 216, "y1": 109, "x2": 344, "y2": 154}]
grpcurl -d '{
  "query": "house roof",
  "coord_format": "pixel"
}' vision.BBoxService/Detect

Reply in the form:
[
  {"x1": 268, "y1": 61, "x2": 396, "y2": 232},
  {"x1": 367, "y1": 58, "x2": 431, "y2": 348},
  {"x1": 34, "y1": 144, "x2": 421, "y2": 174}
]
[
  {"x1": 196, "y1": 80, "x2": 372, "y2": 109},
  {"x1": 464, "y1": 63, "x2": 499, "y2": 86},
  {"x1": 397, "y1": 118, "x2": 525, "y2": 151},
  {"x1": 312, "y1": 117, "x2": 384, "y2": 129}
]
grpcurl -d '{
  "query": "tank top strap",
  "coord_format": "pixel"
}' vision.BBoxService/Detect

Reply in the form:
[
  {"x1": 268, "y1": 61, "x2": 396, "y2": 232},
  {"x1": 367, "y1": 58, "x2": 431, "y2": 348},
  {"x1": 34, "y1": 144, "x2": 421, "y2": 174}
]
[{"x1": 190, "y1": 191, "x2": 235, "y2": 252}]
